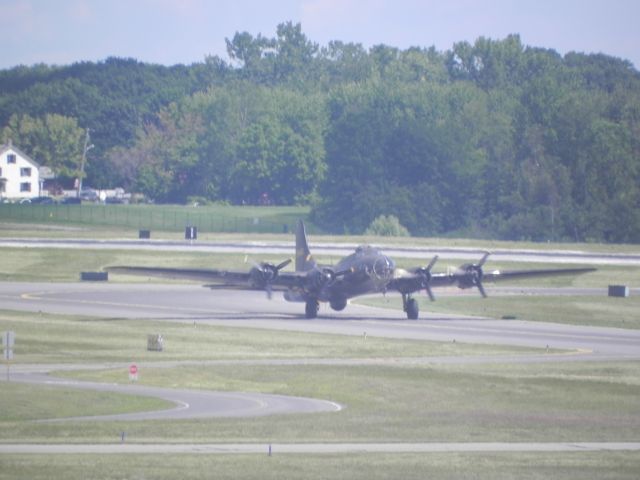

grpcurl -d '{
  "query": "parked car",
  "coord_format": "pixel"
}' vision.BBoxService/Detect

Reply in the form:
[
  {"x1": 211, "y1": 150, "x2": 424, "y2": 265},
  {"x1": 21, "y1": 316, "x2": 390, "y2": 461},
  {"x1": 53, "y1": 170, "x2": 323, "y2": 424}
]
[
  {"x1": 30, "y1": 196, "x2": 57, "y2": 204},
  {"x1": 79, "y1": 188, "x2": 99, "y2": 202},
  {"x1": 61, "y1": 197, "x2": 81, "y2": 204}
]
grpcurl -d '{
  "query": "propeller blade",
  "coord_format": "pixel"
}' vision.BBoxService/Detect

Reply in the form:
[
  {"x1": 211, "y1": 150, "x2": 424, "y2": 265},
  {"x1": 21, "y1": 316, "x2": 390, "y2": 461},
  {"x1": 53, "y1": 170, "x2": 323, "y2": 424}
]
[
  {"x1": 476, "y1": 252, "x2": 489, "y2": 297},
  {"x1": 249, "y1": 258, "x2": 291, "y2": 298},
  {"x1": 477, "y1": 282, "x2": 488, "y2": 298},
  {"x1": 276, "y1": 259, "x2": 292, "y2": 271},
  {"x1": 418, "y1": 255, "x2": 438, "y2": 300},
  {"x1": 426, "y1": 255, "x2": 439, "y2": 272},
  {"x1": 425, "y1": 285, "x2": 435, "y2": 302},
  {"x1": 425, "y1": 255, "x2": 438, "y2": 300}
]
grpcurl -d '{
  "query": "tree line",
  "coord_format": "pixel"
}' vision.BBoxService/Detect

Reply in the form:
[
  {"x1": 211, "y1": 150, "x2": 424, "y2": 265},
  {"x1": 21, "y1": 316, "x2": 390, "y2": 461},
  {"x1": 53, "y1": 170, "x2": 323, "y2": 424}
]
[{"x1": 1, "y1": 22, "x2": 639, "y2": 242}]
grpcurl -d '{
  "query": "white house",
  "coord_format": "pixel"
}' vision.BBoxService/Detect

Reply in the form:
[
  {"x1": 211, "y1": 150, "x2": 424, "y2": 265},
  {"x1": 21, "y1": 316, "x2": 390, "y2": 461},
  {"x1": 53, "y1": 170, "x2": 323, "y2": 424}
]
[{"x1": 0, "y1": 141, "x2": 41, "y2": 200}]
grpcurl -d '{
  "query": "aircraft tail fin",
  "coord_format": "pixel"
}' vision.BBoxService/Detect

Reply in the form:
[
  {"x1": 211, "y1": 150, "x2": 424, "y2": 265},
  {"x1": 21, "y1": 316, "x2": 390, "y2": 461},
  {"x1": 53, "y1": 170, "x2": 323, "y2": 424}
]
[{"x1": 295, "y1": 220, "x2": 316, "y2": 272}]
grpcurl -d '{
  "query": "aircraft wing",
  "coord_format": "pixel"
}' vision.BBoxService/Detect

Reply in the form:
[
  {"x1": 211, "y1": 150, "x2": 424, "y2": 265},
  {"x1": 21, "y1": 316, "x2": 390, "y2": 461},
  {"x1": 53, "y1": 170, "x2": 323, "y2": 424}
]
[
  {"x1": 106, "y1": 262, "x2": 305, "y2": 291},
  {"x1": 107, "y1": 266, "x2": 251, "y2": 284},
  {"x1": 479, "y1": 267, "x2": 598, "y2": 282},
  {"x1": 389, "y1": 253, "x2": 596, "y2": 300}
]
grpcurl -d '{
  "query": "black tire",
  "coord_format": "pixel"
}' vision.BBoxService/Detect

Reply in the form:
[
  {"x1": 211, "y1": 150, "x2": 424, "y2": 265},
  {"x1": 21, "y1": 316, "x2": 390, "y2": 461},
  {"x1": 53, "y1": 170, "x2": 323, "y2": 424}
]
[
  {"x1": 305, "y1": 299, "x2": 319, "y2": 319},
  {"x1": 329, "y1": 296, "x2": 347, "y2": 311},
  {"x1": 406, "y1": 298, "x2": 419, "y2": 320}
]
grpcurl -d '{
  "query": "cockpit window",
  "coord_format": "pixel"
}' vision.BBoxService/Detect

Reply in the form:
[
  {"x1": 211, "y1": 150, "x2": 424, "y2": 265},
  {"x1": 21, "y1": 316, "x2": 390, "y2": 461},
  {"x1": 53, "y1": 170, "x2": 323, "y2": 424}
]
[
  {"x1": 355, "y1": 245, "x2": 379, "y2": 256},
  {"x1": 336, "y1": 246, "x2": 395, "y2": 276}
]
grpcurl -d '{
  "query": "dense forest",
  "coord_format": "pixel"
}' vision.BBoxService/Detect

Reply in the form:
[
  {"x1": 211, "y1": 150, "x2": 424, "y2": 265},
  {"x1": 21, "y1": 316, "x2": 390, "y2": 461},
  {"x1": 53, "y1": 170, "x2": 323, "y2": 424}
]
[{"x1": 1, "y1": 22, "x2": 639, "y2": 242}]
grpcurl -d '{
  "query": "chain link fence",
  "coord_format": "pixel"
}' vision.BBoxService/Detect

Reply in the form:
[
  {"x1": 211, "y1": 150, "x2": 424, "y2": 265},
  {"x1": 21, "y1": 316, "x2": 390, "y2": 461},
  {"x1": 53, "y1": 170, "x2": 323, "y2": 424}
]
[{"x1": 0, "y1": 204, "x2": 309, "y2": 234}]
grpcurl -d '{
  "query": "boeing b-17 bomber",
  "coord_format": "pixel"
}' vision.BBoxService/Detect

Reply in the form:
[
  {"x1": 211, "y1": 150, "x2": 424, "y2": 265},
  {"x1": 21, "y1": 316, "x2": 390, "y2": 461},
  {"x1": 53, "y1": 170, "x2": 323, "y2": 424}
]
[{"x1": 107, "y1": 220, "x2": 595, "y2": 320}]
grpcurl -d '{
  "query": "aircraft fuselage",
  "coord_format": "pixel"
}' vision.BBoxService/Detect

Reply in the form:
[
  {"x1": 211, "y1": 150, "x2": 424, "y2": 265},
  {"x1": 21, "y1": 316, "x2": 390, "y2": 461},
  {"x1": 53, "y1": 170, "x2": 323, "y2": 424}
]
[{"x1": 308, "y1": 245, "x2": 395, "y2": 303}]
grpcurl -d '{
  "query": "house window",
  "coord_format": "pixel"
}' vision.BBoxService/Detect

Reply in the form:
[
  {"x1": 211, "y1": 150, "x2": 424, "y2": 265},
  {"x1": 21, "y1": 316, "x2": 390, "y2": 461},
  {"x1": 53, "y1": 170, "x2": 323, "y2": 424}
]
[
  {"x1": 21, "y1": 167, "x2": 32, "y2": 177},
  {"x1": 7, "y1": 154, "x2": 16, "y2": 164},
  {"x1": 20, "y1": 182, "x2": 31, "y2": 192}
]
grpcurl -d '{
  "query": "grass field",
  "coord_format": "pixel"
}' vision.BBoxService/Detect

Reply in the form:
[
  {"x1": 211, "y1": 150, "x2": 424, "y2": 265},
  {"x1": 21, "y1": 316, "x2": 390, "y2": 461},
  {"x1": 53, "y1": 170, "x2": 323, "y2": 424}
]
[
  {"x1": 0, "y1": 309, "x2": 536, "y2": 365},
  {"x1": 1, "y1": 310, "x2": 639, "y2": 447},
  {"x1": 2, "y1": 452, "x2": 640, "y2": 480},
  {"x1": 0, "y1": 204, "x2": 310, "y2": 234},
  {"x1": 2, "y1": 206, "x2": 640, "y2": 254},
  {"x1": 362, "y1": 294, "x2": 640, "y2": 329},
  {"x1": 1, "y1": 245, "x2": 633, "y2": 285},
  {"x1": 0, "y1": 217, "x2": 639, "y2": 479}
]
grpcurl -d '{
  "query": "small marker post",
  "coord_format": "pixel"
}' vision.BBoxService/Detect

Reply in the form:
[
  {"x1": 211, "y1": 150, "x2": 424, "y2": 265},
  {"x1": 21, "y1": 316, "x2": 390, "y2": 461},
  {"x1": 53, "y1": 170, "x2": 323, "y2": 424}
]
[
  {"x1": 3, "y1": 331, "x2": 15, "y2": 381},
  {"x1": 129, "y1": 364, "x2": 138, "y2": 382}
]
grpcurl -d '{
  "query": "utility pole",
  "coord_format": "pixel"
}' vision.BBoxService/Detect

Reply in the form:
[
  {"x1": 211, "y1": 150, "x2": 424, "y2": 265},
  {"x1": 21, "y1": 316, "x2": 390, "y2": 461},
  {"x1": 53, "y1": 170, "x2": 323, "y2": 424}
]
[{"x1": 76, "y1": 129, "x2": 94, "y2": 198}]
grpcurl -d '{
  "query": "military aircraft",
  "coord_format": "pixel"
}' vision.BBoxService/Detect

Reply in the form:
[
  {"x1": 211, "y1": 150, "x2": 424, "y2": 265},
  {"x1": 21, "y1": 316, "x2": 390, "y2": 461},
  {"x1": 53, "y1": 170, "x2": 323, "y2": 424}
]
[{"x1": 107, "y1": 220, "x2": 595, "y2": 320}]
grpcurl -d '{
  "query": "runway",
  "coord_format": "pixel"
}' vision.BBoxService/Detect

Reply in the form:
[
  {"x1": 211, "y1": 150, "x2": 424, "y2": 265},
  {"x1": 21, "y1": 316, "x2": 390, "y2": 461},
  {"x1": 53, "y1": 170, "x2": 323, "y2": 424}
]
[
  {"x1": 3, "y1": 282, "x2": 639, "y2": 359},
  {"x1": 2, "y1": 280, "x2": 640, "y2": 454}
]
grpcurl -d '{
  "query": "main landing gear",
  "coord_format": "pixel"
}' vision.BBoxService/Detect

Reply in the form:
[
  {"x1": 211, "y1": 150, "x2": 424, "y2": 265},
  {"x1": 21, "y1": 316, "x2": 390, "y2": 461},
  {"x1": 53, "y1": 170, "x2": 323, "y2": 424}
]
[
  {"x1": 305, "y1": 299, "x2": 319, "y2": 319},
  {"x1": 402, "y1": 294, "x2": 419, "y2": 320}
]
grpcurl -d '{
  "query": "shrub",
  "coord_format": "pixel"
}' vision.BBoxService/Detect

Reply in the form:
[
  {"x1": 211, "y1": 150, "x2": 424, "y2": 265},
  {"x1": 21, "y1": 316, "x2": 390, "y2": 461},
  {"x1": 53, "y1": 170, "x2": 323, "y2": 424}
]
[{"x1": 364, "y1": 215, "x2": 410, "y2": 237}]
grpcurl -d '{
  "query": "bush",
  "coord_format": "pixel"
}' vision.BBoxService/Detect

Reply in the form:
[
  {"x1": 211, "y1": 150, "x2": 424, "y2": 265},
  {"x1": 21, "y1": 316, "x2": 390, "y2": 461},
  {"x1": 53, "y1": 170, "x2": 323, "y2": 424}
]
[{"x1": 364, "y1": 215, "x2": 410, "y2": 237}]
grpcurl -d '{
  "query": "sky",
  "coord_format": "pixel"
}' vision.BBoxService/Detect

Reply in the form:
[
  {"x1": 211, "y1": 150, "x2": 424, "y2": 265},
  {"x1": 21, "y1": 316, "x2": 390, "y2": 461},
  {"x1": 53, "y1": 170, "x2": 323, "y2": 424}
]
[{"x1": 2, "y1": 0, "x2": 639, "y2": 70}]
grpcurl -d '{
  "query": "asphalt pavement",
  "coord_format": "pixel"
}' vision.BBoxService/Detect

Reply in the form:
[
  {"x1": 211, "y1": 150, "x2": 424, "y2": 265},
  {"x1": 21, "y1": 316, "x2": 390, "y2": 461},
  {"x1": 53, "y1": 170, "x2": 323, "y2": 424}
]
[{"x1": 1, "y1": 237, "x2": 639, "y2": 454}]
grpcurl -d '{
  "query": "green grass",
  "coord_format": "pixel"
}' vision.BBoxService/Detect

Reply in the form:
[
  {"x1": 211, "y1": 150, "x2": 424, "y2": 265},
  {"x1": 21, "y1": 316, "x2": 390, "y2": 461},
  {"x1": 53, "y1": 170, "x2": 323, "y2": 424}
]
[
  {"x1": 0, "y1": 383, "x2": 170, "y2": 422},
  {"x1": 2, "y1": 309, "x2": 638, "y2": 447},
  {"x1": 362, "y1": 294, "x2": 640, "y2": 329},
  {"x1": 0, "y1": 247, "x2": 248, "y2": 283},
  {"x1": 2, "y1": 209, "x2": 640, "y2": 254},
  {"x1": 2, "y1": 452, "x2": 640, "y2": 480},
  {"x1": 0, "y1": 309, "x2": 537, "y2": 365},
  {"x1": 0, "y1": 245, "x2": 636, "y2": 288},
  {"x1": 3, "y1": 360, "x2": 639, "y2": 444},
  {"x1": 0, "y1": 204, "x2": 310, "y2": 234},
  {"x1": 1, "y1": 219, "x2": 638, "y2": 479}
]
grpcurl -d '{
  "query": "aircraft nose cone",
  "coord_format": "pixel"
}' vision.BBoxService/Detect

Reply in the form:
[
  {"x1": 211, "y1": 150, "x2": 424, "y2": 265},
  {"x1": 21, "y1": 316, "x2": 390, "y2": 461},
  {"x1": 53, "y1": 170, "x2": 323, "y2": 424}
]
[{"x1": 374, "y1": 257, "x2": 392, "y2": 278}]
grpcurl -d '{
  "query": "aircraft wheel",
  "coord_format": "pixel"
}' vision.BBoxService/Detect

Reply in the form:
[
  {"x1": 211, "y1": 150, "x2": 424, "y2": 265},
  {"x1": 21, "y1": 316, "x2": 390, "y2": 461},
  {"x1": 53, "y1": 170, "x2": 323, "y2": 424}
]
[
  {"x1": 406, "y1": 298, "x2": 419, "y2": 320},
  {"x1": 305, "y1": 299, "x2": 319, "y2": 319},
  {"x1": 329, "y1": 296, "x2": 347, "y2": 311}
]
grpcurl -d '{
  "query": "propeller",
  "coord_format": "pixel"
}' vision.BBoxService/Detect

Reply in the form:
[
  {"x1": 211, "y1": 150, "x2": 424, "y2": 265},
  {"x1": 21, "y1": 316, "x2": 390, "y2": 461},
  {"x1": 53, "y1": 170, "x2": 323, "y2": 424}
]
[
  {"x1": 250, "y1": 259, "x2": 292, "y2": 298},
  {"x1": 415, "y1": 255, "x2": 439, "y2": 301},
  {"x1": 457, "y1": 252, "x2": 490, "y2": 298}
]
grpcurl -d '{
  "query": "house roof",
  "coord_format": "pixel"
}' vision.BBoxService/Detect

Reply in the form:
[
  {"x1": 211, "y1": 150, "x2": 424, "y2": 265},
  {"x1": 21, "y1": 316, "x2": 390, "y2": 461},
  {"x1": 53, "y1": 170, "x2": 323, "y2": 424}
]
[{"x1": 0, "y1": 143, "x2": 41, "y2": 168}]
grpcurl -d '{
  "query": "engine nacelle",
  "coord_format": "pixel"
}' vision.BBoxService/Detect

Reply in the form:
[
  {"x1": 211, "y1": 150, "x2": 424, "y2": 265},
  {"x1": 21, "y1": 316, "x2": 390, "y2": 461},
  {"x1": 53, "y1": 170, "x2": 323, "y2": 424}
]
[
  {"x1": 456, "y1": 264, "x2": 482, "y2": 290},
  {"x1": 249, "y1": 264, "x2": 276, "y2": 288},
  {"x1": 306, "y1": 268, "x2": 337, "y2": 292}
]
